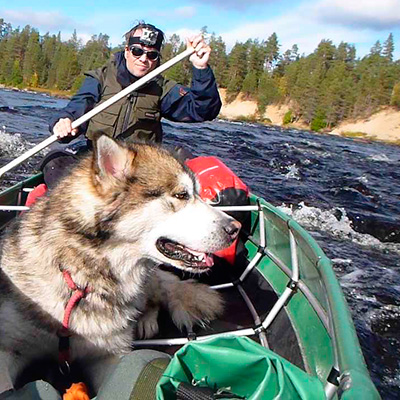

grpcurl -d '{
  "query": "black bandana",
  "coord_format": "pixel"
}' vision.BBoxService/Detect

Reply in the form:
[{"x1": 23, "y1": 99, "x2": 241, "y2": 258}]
[{"x1": 128, "y1": 27, "x2": 163, "y2": 50}]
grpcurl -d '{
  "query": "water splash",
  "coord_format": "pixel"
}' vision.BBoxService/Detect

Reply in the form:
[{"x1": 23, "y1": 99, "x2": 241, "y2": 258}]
[
  {"x1": 284, "y1": 164, "x2": 301, "y2": 180},
  {"x1": 278, "y1": 202, "x2": 400, "y2": 254},
  {"x1": 0, "y1": 128, "x2": 29, "y2": 157},
  {"x1": 367, "y1": 154, "x2": 393, "y2": 163},
  {"x1": 356, "y1": 175, "x2": 369, "y2": 184}
]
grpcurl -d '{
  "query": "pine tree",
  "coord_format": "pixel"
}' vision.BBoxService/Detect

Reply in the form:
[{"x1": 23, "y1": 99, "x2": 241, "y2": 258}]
[
  {"x1": 69, "y1": 29, "x2": 82, "y2": 52},
  {"x1": 370, "y1": 41, "x2": 382, "y2": 56},
  {"x1": 208, "y1": 34, "x2": 228, "y2": 87},
  {"x1": 46, "y1": 32, "x2": 63, "y2": 88},
  {"x1": 0, "y1": 35, "x2": 8, "y2": 83},
  {"x1": 1, "y1": 29, "x2": 21, "y2": 85},
  {"x1": 257, "y1": 71, "x2": 279, "y2": 113},
  {"x1": 323, "y1": 61, "x2": 354, "y2": 127},
  {"x1": 0, "y1": 18, "x2": 12, "y2": 40},
  {"x1": 247, "y1": 39, "x2": 265, "y2": 77},
  {"x1": 22, "y1": 29, "x2": 41, "y2": 86},
  {"x1": 164, "y1": 42, "x2": 191, "y2": 85},
  {"x1": 264, "y1": 33, "x2": 280, "y2": 72},
  {"x1": 226, "y1": 42, "x2": 248, "y2": 102},
  {"x1": 11, "y1": 59, "x2": 23, "y2": 86},
  {"x1": 241, "y1": 70, "x2": 258, "y2": 98},
  {"x1": 40, "y1": 33, "x2": 58, "y2": 86},
  {"x1": 383, "y1": 33, "x2": 394, "y2": 62},
  {"x1": 79, "y1": 33, "x2": 110, "y2": 72},
  {"x1": 315, "y1": 39, "x2": 336, "y2": 75},
  {"x1": 239, "y1": 39, "x2": 265, "y2": 97},
  {"x1": 16, "y1": 25, "x2": 32, "y2": 64},
  {"x1": 161, "y1": 34, "x2": 181, "y2": 61},
  {"x1": 275, "y1": 44, "x2": 299, "y2": 77},
  {"x1": 291, "y1": 44, "x2": 299, "y2": 61}
]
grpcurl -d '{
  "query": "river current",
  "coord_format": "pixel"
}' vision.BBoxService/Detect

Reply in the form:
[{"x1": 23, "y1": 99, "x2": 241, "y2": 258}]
[{"x1": 0, "y1": 88, "x2": 399, "y2": 399}]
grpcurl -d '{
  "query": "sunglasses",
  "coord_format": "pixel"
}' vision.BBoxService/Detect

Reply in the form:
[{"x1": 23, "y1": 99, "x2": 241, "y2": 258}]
[{"x1": 129, "y1": 46, "x2": 160, "y2": 61}]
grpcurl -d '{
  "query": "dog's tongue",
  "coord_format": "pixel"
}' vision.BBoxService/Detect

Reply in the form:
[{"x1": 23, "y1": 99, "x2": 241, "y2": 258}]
[
  {"x1": 189, "y1": 248, "x2": 214, "y2": 267},
  {"x1": 204, "y1": 253, "x2": 214, "y2": 267}
]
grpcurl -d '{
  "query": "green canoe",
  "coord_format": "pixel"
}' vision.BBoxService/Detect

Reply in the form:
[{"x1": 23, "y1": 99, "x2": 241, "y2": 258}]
[{"x1": 0, "y1": 173, "x2": 380, "y2": 400}]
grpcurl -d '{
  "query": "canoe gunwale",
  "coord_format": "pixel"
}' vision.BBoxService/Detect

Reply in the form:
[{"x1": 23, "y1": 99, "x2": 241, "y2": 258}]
[{"x1": 255, "y1": 197, "x2": 380, "y2": 399}]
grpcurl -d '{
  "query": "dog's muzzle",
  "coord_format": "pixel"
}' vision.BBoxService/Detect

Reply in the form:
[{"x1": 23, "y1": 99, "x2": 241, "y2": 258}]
[{"x1": 156, "y1": 238, "x2": 215, "y2": 270}]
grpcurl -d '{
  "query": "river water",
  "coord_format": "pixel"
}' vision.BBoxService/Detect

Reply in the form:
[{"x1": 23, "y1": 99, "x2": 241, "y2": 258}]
[{"x1": 0, "y1": 88, "x2": 399, "y2": 399}]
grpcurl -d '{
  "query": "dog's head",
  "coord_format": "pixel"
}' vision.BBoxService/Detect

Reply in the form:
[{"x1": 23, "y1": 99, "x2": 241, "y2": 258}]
[{"x1": 90, "y1": 135, "x2": 241, "y2": 273}]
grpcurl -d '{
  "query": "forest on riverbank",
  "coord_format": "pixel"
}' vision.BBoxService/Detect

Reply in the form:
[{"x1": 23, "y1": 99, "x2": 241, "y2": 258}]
[{"x1": 0, "y1": 18, "x2": 399, "y2": 131}]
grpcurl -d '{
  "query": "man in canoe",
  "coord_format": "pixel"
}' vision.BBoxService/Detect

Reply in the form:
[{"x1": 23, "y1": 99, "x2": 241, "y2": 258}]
[{"x1": 49, "y1": 21, "x2": 222, "y2": 144}]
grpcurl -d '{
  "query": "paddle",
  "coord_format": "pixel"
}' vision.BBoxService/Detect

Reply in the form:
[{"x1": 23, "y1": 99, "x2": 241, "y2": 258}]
[{"x1": 0, "y1": 47, "x2": 194, "y2": 179}]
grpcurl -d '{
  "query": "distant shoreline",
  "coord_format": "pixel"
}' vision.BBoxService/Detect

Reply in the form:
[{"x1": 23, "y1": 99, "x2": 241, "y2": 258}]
[
  {"x1": 2, "y1": 84, "x2": 399, "y2": 146},
  {"x1": 218, "y1": 89, "x2": 400, "y2": 146},
  {"x1": 0, "y1": 84, "x2": 71, "y2": 99}
]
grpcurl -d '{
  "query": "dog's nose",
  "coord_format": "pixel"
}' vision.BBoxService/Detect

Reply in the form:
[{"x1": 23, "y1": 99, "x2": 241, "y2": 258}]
[{"x1": 224, "y1": 220, "x2": 241, "y2": 240}]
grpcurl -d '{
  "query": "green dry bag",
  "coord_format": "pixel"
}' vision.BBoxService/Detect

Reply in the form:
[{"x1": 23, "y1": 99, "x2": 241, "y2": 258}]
[{"x1": 156, "y1": 335, "x2": 325, "y2": 400}]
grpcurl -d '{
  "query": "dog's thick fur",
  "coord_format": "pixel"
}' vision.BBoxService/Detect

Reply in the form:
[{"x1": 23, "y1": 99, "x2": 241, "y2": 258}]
[{"x1": 0, "y1": 136, "x2": 240, "y2": 393}]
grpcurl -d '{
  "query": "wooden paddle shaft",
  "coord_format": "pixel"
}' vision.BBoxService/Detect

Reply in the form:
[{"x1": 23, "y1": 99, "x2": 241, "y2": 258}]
[{"x1": 0, "y1": 47, "x2": 194, "y2": 178}]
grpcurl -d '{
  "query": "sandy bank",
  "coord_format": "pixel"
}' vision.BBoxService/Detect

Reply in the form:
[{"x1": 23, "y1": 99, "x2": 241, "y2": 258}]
[
  {"x1": 330, "y1": 108, "x2": 400, "y2": 144},
  {"x1": 218, "y1": 89, "x2": 291, "y2": 125},
  {"x1": 218, "y1": 89, "x2": 400, "y2": 145}
]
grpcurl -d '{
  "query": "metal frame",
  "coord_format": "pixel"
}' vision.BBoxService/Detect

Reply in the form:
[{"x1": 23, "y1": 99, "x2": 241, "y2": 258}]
[{"x1": 130, "y1": 203, "x2": 341, "y2": 398}]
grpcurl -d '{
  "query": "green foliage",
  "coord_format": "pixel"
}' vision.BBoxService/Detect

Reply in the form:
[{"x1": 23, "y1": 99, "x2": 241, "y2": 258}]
[
  {"x1": 283, "y1": 110, "x2": 293, "y2": 125},
  {"x1": 0, "y1": 18, "x2": 398, "y2": 131},
  {"x1": 23, "y1": 29, "x2": 41, "y2": 86},
  {"x1": 11, "y1": 59, "x2": 23, "y2": 86},
  {"x1": 391, "y1": 82, "x2": 400, "y2": 108},
  {"x1": 383, "y1": 33, "x2": 394, "y2": 61},
  {"x1": 310, "y1": 110, "x2": 327, "y2": 131},
  {"x1": 257, "y1": 72, "x2": 280, "y2": 114},
  {"x1": 79, "y1": 33, "x2": 111, "y2": 72},
  {"x1": 70, "y1": 75, "x2": 85, "y2": 94},
  {"x1": 340, "y1": 131, "x2": 368, "y2": 138},
  {"x1": 164, "y1": 42, "x2": 191, "y2": 85},
  {"x1": 264, "y1": 32, "x2": 280, "y2": 72},
  {"x1": 226, "y1": 42, "x2": 249, "y2": 100},
  {"x1": 208, "y1": 34, "x2": 229, "y2": 87},
  {"x1": 241, "y1": 70, "x2": 258, "y2": 98}
]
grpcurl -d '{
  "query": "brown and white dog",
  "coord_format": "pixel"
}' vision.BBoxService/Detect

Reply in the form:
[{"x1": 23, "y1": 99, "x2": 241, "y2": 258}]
[{"x1": 0, "y1": 135, "x2": 240, "y2": 393}]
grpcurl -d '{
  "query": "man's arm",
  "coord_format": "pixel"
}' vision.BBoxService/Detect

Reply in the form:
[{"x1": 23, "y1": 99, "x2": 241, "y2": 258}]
[
  {"x1": 160, "y1": 33, "x2": 221, "y2": 122},
  {"x1": 49, "y1": 75, "x2": 102, "y2": 139},
  {"x1": 160, "y1": 66, "x2": 222, "y2": 122}
]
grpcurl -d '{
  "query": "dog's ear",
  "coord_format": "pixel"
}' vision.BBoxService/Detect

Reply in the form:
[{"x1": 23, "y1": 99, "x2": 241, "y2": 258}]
[{"x1": 93, "y1": 135, "x2": 135, "y2": 182}]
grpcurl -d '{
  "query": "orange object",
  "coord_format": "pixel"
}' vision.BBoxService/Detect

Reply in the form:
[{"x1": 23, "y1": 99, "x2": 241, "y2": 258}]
[
  {"x1": 63, "y1": 382, "x2": 90, "y2": 400},
  {"x1": 25, "y1": 183, "x2": 48, "y2": 207}
]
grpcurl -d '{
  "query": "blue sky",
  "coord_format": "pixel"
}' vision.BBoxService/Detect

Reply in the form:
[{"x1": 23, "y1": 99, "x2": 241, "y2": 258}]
[{"x1": 1, "y1": 0, "x2": 400, "y2": 59}]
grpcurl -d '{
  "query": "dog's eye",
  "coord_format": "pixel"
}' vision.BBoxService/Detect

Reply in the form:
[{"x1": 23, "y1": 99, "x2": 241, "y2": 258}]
[
  {"x1": 144, "y1": 189, "x2": 163, "y2": 198},
  {"x1": 174, "y1": 191, "x2": 190, "y2": 200}
]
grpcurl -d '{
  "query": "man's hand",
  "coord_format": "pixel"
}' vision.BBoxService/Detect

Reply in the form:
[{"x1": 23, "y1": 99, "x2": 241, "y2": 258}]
[
  {"x1": 53, "y1": 118, "x2": 78, "y2": 139},
  {"x1": 186, "y1": 34, "x2": 211, "y2": 70}
]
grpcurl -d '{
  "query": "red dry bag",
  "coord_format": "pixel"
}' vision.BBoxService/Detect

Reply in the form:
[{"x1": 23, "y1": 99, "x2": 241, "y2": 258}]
[{"x1": 186, "y1": 156, "x2": 249, "y2": 265}]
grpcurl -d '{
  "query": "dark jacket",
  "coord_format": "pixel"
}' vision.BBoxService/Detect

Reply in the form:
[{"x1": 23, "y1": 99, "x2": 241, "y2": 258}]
[{"x1": 49, "y1": 51, "x2": 222, "y2": 143}]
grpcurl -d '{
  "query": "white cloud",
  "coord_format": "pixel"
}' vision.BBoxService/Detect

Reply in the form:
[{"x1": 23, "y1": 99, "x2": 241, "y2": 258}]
[
  {"x1": 165, "y1": 28, "x2": 200, "y2": 42},
  {"x1": 153, "y1": 6, "x2": 197, "y2": 18},
  {"x1": 194, "y1": 0, "x2": 276, "y2": 9},
  {"x1": 313, "y1": 0, "x2": 400, "y2": 30},
  {"x1": 217, "y1": 5, "x2": 394, "y2": 58},
  {"x1": 0, "y1": 9, "x2": 89, "y2": 32},
  {"x1": 0, "y1": 8, "x2": 127, "y2": 47}
]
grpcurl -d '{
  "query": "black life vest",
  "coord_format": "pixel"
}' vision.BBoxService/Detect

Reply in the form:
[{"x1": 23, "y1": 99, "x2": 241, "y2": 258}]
[{"x1": 85, "y1": 54, "x2": 176, "y2": 143}]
